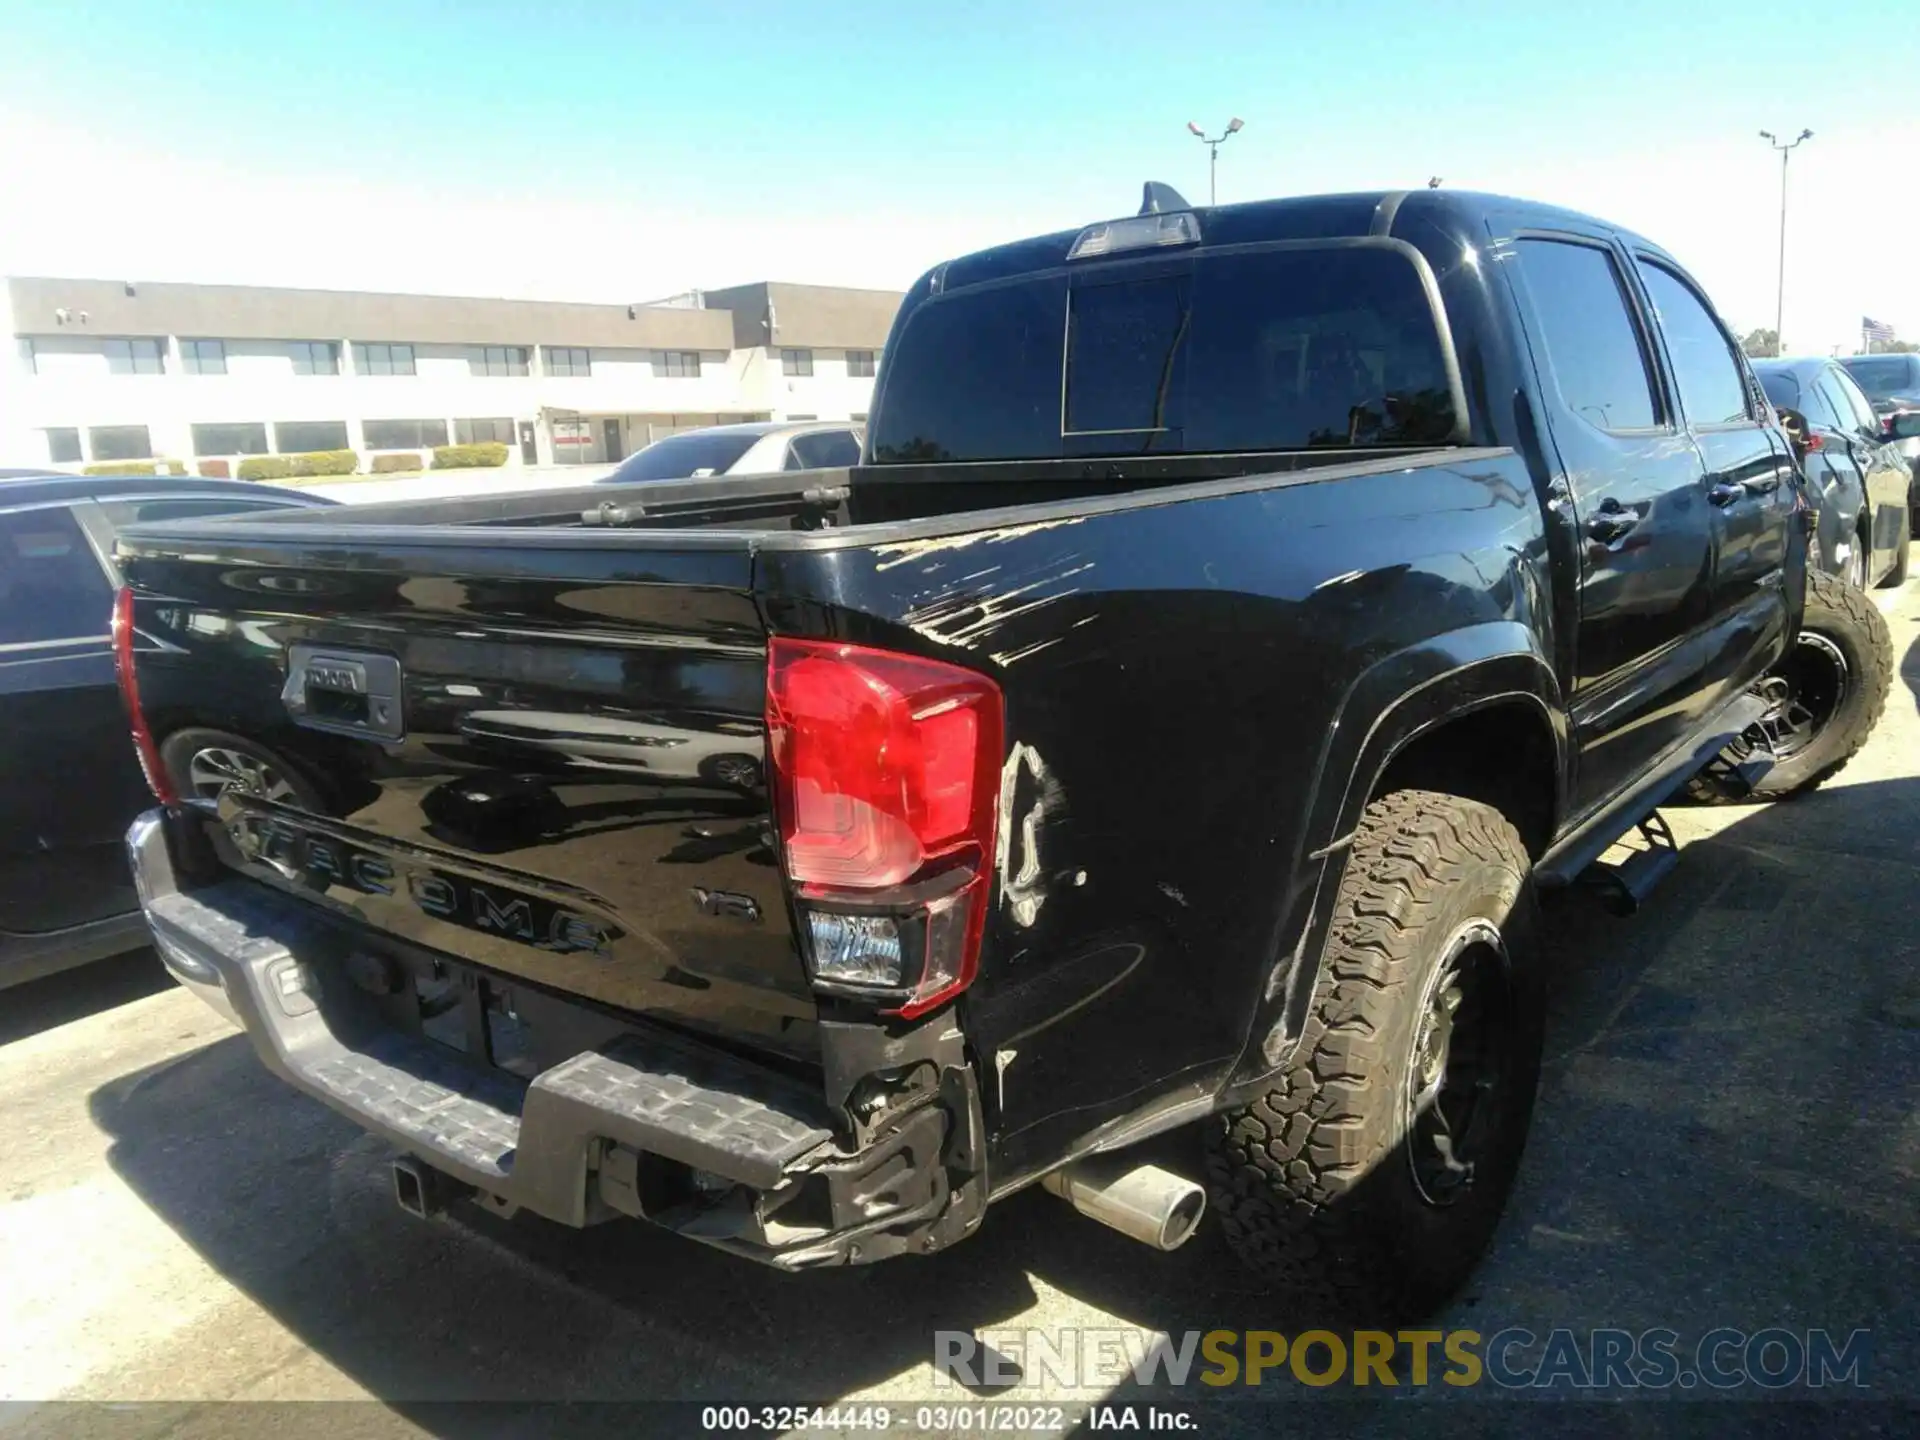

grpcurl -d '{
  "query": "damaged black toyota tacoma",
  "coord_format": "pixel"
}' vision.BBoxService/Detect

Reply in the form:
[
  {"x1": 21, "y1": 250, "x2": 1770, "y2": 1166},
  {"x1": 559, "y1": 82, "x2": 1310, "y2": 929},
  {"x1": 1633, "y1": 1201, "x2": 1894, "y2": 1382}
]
[{"x1": 114, "y1": 186, "x2": 1892, "y2": 1317}]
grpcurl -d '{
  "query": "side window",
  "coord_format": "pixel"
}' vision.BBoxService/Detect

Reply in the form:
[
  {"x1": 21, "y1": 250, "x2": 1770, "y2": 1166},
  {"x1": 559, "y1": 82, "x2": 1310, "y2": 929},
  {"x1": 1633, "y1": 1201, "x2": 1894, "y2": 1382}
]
[
  {"x1": 0, "y1": 506, "x2": 114, "y2": 646},
  {"x1": 1634, "y1": 262, "x2": 1751, "y2": 426},
  {"x1": 787, "y1": 430, "x2": 862, "y2": 470},
  {"x1": 1513, "y1": 239, "x2": 1658, "y2": 432},
  {"x1": 1828, "y1": 369, "x2": 1880, "y2": 434},
  {"x1": 1798, "y1": 375, "x2": 1848, "y2": 433}
]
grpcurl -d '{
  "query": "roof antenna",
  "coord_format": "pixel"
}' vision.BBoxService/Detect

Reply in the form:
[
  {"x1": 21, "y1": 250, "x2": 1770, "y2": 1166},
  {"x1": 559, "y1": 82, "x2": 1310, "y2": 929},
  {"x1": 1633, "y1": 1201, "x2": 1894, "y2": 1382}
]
[{"x1": 1139, "y1": 181, "x2": 1190, "y2": 216}]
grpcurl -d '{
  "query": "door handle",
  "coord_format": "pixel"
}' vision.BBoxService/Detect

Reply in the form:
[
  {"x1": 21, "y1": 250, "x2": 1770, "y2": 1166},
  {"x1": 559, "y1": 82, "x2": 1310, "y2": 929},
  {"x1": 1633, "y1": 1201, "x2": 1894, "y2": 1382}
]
[
  {"x1": 1708, "y1": 482, "x2": 1745, "y2": 506},
  {"x1": 1587, "y1": 507, "x2": 1639, "y2": 542}
]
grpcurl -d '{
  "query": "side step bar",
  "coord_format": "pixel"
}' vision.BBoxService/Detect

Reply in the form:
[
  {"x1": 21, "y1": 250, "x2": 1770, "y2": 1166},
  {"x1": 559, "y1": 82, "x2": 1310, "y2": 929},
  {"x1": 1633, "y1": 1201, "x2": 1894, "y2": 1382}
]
[
  {"x1": 1536, "y1": 690, "x2": 1772, "y2": 889},
  {"x1": 1577, "y1": 813, "x2": 1679, "y2": 916}
]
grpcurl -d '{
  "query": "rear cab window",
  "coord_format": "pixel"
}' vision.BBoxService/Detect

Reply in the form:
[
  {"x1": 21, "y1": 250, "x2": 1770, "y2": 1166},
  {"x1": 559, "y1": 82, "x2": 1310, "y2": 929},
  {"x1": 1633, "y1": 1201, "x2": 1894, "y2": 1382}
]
[
  {"x1": 870, "y1": 244, "x2": 1462, "y2": 463},
  {"x1": 1842, "y1": 354, "x2": 1916, "y2": 399}
]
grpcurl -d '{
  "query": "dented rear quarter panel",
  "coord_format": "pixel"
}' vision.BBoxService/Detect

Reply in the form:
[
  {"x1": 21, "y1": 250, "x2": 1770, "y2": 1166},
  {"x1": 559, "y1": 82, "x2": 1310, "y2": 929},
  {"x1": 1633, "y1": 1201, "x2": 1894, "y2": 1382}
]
[{"x1": 754, "y1": 449, "x2": 1555, "y2": 1184}]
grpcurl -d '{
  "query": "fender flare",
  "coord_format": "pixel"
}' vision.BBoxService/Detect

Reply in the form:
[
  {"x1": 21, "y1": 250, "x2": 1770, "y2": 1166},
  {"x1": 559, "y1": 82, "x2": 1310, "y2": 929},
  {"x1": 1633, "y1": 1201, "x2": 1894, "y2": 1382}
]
[
  {"x1": 1307, "y1": 620, "x2": 1568, "y2": 862},
  {"x1": 1225, "y1": 621, "x2": 1569, "y2": 1093}
]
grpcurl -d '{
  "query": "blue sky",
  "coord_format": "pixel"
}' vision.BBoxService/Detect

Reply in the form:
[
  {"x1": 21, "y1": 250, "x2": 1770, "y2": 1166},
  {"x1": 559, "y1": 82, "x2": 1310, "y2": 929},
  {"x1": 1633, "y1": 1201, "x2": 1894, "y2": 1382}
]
[{"x1": 3, "y1": 0, "x2": 1919, "y2": 350}]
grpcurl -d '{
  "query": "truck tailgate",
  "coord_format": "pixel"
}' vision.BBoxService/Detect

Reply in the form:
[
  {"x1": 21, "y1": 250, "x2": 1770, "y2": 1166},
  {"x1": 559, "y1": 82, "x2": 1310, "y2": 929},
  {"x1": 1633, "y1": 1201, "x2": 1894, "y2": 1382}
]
[{"x1": 118, "y1": 531, "x2": 818, "y2": 1064}]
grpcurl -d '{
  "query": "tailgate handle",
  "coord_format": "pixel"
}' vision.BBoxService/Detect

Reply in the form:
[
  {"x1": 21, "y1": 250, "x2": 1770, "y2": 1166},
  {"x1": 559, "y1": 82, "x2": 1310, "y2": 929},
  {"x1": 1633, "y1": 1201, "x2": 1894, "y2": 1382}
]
[{"x1": 282, "y1": 645, "x2": 406, "y2": 741}]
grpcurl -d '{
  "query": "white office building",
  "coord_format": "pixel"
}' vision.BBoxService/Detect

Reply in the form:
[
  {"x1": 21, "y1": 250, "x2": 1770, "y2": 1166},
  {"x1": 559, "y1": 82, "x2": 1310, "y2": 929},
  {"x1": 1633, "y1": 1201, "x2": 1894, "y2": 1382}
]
[{"x1": 0, "y1": 277, "x2": 902, "y2": 471}]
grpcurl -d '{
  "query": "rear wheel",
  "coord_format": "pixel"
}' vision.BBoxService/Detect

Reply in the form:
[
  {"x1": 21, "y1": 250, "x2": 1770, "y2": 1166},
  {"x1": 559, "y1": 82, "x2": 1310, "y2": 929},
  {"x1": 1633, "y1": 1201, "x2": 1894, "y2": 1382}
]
[
  {"x1": 1204, "y1": 790, "x2": 1543, "y2": 1321},
  {"x1": 160, "y1": 728, "x2": 325, "y2": 810}
]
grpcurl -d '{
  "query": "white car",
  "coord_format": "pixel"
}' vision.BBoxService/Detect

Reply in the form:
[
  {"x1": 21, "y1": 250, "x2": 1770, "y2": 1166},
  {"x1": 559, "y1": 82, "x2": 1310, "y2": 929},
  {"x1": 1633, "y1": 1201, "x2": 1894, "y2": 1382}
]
[{"x1": 599, "y1": 421, "x2": 863, "y2": 484}]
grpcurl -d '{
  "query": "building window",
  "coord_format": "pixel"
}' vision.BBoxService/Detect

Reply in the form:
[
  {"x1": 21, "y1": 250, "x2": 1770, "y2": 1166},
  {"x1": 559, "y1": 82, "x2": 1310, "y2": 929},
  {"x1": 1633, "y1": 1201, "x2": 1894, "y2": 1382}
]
[
  {"x1": 362, "y1": 418, "x2": 448, "y2": 450},
  {"x1": 455, "y1": 417, "x2": 514, "y2": 445},
  {"x1": 656, "y1": 351, "x2": 701, "y2": 378},
  {"x1": 89, "y1": 425, "x2": 153, "y2": 460},
  {"x1": 546, "y1": 346, "x2": 590, "y2": 377},
  {"x1": 191, "y1": 422, "x2": 270, "y2": 456},
  {"x1": 292, "y1": 341, "x2": 339, "y2": 375},
  {"x1": 181, "y1": 339, "x2": 227, "y2": 375},
  {"x1": 44, "y1": 428, "x2": 81, "y2": 464},
  {"x1": 847, "y1": 349, "x2": 876, "y2": 378},
  {"x1": 274, "y1": 420, "x2": 350, "y2": 453},
  {"x1": 470, "y1": 345, "x2": 529, "y2": 377},
  {"x1": 353, "y1": 342, "x2": 416, "y2": 376},
  {"x1": 105, "y1": 338, "x2": 166, "y2": 375},
  {"x1": 787, "y1": 414, "x2": 818, "y2": 421},
  {"x1": 782, "y1": 348, "x2": 814, "y2": 377}
]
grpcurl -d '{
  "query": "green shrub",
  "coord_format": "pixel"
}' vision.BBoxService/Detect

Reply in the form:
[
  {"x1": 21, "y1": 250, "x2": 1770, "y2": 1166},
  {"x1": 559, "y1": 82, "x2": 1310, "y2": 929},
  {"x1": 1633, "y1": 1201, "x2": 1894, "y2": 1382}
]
[
  {"x1": 196, "y1": 459, "x2": 231, "y2": 479},
  {"x1": 431, "y1": 442, "x2": 510, "y2": 470},
  {"x1": 83, "y1": 460, "x2": 187, "y2": 476},
  {"x1": 371, "y1": 452, "x2": 422, "y2": 473},
  {"x1": 236, "y1": 456, "x2": 294, "y2": 481},
  {"x1": 285, "y1": 449, "x2": 357, "y2": 477}
]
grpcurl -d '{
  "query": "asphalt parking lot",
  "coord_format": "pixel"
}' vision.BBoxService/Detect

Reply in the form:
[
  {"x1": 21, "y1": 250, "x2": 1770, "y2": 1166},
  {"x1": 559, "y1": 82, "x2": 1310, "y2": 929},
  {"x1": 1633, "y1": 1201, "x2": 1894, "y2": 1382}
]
[{"x1": 4, "y1": 586, "x2": 1918, "y2": 1436}]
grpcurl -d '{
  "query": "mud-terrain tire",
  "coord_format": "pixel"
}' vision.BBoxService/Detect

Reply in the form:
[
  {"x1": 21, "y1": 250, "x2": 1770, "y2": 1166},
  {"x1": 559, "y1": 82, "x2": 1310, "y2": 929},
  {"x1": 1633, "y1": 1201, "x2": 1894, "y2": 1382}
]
[
  {"x1": 1204, "y1": 790, "x2": 1543, "y2": 1321},
  {"x1": 1688, "y1": 567, "x2": 1892, "y2": 804}
]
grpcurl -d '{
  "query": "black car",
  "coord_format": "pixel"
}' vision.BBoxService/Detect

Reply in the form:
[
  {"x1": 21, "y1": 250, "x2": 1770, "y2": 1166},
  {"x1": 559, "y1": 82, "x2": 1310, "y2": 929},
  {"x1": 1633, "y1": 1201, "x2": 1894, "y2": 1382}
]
[
  {"x1": 1838, "y1": 351, "x2": 1920, "y2": 506},
  {"x1": 1753, "y1": 358, "x2": 1914, "y2": 587},
  {"x1": 0, "y1": 473, "x2": 333, "y2": 989}
]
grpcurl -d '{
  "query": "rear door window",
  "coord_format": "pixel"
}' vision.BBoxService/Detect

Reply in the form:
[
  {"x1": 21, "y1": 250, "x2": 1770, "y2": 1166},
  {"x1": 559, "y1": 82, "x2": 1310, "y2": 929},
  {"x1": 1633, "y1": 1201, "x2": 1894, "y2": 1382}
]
[
  {"x1": 1513, "y1": 239, "x2": 1660, "y2": 432},
  {"x1": 785, "y1": 430, "x2": 863, "y2": 470},
  {"x1": 1634, "y1": 262, "x2": 1752, "y2": 426},
  {"x1": 1826, "y1": 368, "x2": 1881, "y2": 434},
  {"x1": 0, "y1": 506, "x2": 113, "y2": 646},
  {"x1": 870, "y1": 244, "x2": 1458, "y2": 462},
  {"x1": 1798, "y1": 375, "x2": 1849, "y2": 434}
]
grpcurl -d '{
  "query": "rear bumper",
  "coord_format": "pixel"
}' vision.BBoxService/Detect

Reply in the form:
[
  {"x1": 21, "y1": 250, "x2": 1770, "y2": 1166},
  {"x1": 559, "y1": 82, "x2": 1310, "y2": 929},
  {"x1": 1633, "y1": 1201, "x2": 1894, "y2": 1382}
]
[{"x1": 126, "y1": 808, "x2": 987, "y2": 1268}]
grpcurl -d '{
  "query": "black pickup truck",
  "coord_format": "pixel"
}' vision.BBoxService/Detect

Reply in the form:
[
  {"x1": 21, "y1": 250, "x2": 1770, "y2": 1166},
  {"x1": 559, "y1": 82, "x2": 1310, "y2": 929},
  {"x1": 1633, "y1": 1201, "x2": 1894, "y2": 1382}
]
[{"x1": 115, "y1": 187, "x2": 1891, "y2": 1318}]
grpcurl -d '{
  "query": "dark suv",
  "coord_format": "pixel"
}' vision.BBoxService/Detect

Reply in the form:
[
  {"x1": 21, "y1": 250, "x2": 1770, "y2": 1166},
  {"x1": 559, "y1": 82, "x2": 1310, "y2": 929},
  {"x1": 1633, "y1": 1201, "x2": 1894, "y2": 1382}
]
[{"x1": 0, "y1": 473, "x2": 330, "y2": 989}]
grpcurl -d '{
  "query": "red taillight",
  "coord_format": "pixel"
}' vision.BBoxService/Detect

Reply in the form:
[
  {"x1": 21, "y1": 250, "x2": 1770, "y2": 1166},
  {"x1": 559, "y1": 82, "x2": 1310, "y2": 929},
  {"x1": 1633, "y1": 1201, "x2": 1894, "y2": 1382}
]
[
  {"x1": 112, "y1": 587, "x2": 177, "y2": 804},
  {"x1": 767, "y1": 638, "x2": 1002, "y2": 1018}
]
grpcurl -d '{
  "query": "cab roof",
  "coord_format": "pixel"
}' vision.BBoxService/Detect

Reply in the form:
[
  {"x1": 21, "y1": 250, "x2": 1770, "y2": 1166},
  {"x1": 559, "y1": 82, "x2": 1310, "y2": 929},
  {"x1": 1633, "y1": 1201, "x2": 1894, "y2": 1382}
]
[{"x1": 924, "y1": 188, "x2": 1673, "y2": 296}]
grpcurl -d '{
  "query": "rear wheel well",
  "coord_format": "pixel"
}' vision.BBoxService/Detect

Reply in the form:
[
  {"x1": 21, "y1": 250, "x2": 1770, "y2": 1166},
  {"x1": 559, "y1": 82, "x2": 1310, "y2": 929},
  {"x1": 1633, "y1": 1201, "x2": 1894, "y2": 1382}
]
[{"x1": 1371, "y1": 702, "x2": 1558, "y2": 858}]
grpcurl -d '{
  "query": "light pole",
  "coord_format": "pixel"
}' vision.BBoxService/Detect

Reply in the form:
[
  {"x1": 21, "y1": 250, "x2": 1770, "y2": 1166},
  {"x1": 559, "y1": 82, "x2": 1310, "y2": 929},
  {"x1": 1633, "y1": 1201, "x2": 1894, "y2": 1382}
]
[
  {"x1": 1186, "y1": 117, "x2": 1244, "y2": 206},
  {"x1": 1760, "y1": 128, "x2": 1812, "y2": 354}
]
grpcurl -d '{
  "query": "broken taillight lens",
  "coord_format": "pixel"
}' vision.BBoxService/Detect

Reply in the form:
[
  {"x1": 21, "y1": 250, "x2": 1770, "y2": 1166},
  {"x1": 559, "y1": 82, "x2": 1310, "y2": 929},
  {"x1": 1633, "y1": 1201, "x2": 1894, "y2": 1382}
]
[
  {"x1": 767, "y1": 638, "x2": 1002, "y2": 1018},
  {"x1": 112, "y1": 586, "x2": 178, "y2": 804}
]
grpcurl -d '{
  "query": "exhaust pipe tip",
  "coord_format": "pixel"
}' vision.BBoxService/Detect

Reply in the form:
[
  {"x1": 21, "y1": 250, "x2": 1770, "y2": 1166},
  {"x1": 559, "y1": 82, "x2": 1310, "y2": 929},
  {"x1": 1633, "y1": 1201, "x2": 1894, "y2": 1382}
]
[{"x1": 1043, "y1": 1157, "x2": 1208, "y2": 1252}]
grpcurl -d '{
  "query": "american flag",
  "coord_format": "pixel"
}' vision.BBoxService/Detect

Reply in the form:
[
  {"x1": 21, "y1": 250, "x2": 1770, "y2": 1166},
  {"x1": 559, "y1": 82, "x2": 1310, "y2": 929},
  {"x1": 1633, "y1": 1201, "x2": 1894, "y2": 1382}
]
[{"x1": 1863, "y1": 316, "x2": 1897, "y2": 344}]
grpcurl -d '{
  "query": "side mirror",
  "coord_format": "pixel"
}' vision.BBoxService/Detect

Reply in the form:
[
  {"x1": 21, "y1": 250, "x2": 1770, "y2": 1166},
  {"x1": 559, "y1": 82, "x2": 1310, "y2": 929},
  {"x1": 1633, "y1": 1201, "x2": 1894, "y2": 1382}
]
[{"x1": 1884, "y1": 410, "x2": 1920, "y2": 441}]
